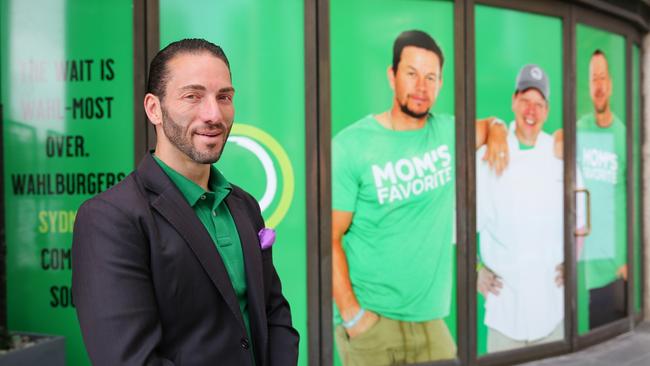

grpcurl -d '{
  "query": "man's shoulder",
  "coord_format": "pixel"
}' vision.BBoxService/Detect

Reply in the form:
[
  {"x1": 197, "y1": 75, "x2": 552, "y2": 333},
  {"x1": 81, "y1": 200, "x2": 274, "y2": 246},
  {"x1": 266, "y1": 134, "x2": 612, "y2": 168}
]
[
  {"x1": 227, "y1": 184, "x2": 265, "y2": 228},
  {"x1": 611, "y1": 113, "x2": 626, "y2": 132},
  {"x1": 577, "y1": 113, "x2": 626, "y2": 134},
  {"x1": 532, "y1": 132, "x2": 561, "y2": 163},
  {"x1": 430, "y1": 113, "x2": 455, "y2": 124},
  {"x1": 333, "y1": 115, "x2": 378, "y2": 142},
  {"x1": 576, "y1": 113, "x2": 593, "y2": 128},
  {"x1": 428, "y1": 113, "x2": 455, "y2": 140},
  {"x1": 77, "y1": 171, "x2": 145, "y2": 216},
  {"x1": 229, "y1": 183, "x2": 258, "y2": 206},
  {"x1": 536, "y1": 130, "x2": 554, "y2": 146}
]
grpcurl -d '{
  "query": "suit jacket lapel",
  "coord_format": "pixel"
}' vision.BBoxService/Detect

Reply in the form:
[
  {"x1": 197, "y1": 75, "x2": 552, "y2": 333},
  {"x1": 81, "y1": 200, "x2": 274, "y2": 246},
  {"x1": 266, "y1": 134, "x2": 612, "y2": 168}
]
[
  {"x1": 227, "y1": 193, "x2": 267, "y2": 364},
  {"x1": 137, "y1": 154, "x2": 246, "y2": 329}
]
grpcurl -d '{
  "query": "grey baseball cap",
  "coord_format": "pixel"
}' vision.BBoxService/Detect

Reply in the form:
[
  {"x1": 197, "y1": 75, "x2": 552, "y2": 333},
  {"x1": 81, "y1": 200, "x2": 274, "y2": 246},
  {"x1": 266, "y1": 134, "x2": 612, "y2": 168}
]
[{"x1": 515, "y1": 64, "x2": 550, "y2": 101}]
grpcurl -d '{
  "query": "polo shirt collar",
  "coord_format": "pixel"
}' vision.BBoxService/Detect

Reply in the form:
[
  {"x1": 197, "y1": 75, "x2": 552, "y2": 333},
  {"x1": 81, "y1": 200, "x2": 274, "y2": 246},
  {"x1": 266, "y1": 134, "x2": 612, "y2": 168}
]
[{"x1": 153, "y1": 155, "x2": 232, "y2": 207}]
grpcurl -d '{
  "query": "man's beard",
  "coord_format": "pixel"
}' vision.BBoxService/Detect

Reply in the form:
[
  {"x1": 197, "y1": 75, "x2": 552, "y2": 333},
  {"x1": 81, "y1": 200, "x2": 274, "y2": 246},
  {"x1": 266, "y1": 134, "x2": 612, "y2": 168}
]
[
  {"x1": 594, "y1": 99, "x2": 609, "y2": 115},
  {"x1": 399, "y1": 100, "x2": 430, "y2": 119},
  {"x1": 161, "y1": 107, "x2": 230, "y2": 164}
]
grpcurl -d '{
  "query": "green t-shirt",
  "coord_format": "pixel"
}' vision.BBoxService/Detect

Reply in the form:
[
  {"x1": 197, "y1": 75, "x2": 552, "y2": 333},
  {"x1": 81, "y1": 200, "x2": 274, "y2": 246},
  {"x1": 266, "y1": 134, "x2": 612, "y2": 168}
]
[
  {"x1": 332, "y1": 114, "x2": 455, "y2": 322},
  {"x1": 518, "y1": 141, "x2": 534, "y2": 150},
  {"x1": 577, "y1": 113, "x2": 627, "y2": 289}
]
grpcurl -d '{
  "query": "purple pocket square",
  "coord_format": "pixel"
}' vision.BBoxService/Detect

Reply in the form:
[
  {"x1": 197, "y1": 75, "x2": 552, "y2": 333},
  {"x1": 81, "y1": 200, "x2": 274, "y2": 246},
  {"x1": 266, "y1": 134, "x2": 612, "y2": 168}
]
[{"x1": 258, "y1": 228, "x2": 276, "y2": 250}]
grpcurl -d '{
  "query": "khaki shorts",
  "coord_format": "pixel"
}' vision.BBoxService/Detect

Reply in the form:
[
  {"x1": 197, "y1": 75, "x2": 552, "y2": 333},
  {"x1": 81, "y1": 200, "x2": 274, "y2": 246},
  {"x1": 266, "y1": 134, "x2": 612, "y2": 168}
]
[
  {"x1": 487, "y1": 321, "x2": 564, "y2": 353},
  {"x1": 335, "y1": 316, "x2": 456, "y2": 366}
]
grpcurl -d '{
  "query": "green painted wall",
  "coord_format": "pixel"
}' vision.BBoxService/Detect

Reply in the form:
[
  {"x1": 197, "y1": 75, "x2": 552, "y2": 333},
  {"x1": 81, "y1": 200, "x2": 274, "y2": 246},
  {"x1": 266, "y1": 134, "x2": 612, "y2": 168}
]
[{"x1": 1, "y1": 1, "x2": 134, "y2": 365}]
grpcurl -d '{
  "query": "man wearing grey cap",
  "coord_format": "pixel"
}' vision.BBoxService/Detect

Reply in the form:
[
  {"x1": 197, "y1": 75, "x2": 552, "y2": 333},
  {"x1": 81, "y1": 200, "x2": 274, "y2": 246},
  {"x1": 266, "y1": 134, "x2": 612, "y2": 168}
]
[{"x1": 476, "y1": 64, "x2": 565, "y2": 352}]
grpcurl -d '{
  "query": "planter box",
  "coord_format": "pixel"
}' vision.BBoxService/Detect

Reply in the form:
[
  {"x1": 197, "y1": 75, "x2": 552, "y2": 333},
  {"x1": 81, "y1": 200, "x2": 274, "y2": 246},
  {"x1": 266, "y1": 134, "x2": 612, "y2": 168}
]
[{"x1": 0, "y1": 333, "x2": 65, "y2": 366}]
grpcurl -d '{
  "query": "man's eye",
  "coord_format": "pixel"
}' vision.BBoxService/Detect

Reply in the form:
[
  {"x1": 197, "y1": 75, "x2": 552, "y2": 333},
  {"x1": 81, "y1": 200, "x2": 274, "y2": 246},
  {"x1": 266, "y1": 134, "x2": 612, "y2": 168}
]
[
  {"x1": 219, "y1": 94, "x2": 233, "y2": 102},
  {"x1": 184, "y1": 94, "x2": 199, "y2": 100}
]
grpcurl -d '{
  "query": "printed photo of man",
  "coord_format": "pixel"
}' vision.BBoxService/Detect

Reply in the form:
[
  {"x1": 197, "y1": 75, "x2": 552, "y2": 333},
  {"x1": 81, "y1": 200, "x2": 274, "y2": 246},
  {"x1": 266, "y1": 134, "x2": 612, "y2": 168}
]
[
  {"x1": 331, "y1": 29, "x2": 508, "y2": 366},
  {"x1": 577, "y1": 49, "x2": 627, "y2": 329},
  {"x1": 476, "y1": 65, "x2": 564, "y2": 353}
]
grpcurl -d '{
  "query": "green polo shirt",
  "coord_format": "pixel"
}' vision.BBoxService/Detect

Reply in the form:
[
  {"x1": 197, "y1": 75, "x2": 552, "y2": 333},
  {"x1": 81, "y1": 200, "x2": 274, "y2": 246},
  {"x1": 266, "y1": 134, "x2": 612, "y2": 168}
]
[{"x1": 153, "y1": 156, "x2": 253, "y2": 352}]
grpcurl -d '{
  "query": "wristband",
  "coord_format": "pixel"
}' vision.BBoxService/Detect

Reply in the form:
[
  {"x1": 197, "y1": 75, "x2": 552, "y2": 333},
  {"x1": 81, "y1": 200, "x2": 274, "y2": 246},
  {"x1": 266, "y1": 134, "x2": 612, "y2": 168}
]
[{"x1": 342, "y1": 308, "x2": 366, "y2": 329}]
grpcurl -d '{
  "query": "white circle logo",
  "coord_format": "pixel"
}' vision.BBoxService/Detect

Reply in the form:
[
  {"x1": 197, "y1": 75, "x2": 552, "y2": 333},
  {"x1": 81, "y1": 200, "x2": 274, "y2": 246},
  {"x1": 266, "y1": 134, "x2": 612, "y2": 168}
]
[
  {"x1": 227, "y1": 124, "x2": 294, "y2": 228},
  {"x1": 228, "y1": 136, "x2": 277, "y2": 212},
  {"x1": 530, "y1": 67, "x2": 543, "y2": 80}
]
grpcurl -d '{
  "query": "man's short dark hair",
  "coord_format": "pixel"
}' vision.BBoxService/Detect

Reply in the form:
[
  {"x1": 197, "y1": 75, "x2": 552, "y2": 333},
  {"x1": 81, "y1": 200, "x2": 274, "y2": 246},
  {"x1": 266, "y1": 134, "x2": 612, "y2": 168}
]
[
  {"x1": 147, "y1": 38, "x2": 230, "y2": 100},
  {"x1": 591, "y1": 49, "x2": 609, "y2": 72},
  {"x1": 392, "y1": 30, "x2": 444, "y2": 73}
]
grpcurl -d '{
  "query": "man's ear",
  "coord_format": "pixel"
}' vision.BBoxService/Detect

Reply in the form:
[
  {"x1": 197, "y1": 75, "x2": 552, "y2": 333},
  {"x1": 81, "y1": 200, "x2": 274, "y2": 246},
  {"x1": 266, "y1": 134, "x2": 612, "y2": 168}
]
[
  {"x1": 387, "y1": 65, "x2": 396, "y2": 91},
  {"x1": 144, "y1": 93, "x2": 162, "y2": 127}
]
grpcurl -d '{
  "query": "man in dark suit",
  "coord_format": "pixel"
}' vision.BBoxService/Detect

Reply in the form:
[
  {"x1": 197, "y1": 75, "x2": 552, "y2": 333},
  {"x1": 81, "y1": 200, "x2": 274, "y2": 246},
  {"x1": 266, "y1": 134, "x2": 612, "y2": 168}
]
[{"x1": 72, "y1": 38, "x2": 299, "y2": 366}]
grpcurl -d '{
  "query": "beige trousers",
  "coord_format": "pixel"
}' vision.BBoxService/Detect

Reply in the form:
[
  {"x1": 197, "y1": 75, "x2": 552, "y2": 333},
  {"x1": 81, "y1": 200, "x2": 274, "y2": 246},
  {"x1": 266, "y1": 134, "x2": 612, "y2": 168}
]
[
  {"x1": 335, "y1": 316, "x2": 456, "y2": 366},
  {"x1": 487, "y1": 321, "x2": 564, "y2": 353}
]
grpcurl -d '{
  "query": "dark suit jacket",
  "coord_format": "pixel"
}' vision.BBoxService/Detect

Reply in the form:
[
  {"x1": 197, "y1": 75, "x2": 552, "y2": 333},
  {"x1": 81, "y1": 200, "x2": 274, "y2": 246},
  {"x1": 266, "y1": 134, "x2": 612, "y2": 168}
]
[{"x1": 72, "y1": 153, "x2": 299, "y2": 366}]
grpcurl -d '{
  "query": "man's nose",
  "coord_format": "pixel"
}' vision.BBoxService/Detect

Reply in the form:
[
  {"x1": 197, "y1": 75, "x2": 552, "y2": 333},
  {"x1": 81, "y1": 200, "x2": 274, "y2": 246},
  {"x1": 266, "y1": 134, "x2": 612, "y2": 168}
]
[
  {"x1": 415, "y1": 76, "x2": 426, "y2": 90},
  {"x1": 524, "y1": 104, "x2": 537, "y2": 117},
  {"x1": 199, "y1": 97, "x2": 223, "y2": 123}
]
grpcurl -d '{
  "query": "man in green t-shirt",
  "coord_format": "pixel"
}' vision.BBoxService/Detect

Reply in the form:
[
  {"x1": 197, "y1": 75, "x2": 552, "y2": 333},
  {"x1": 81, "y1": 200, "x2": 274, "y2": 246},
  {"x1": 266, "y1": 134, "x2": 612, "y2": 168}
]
[
  {"x1": 332, "y1": 30, "x2": 508, "y2": 365},
  {"x1": 577, "y1": 50, "x2": 627, "y2": 329}
]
